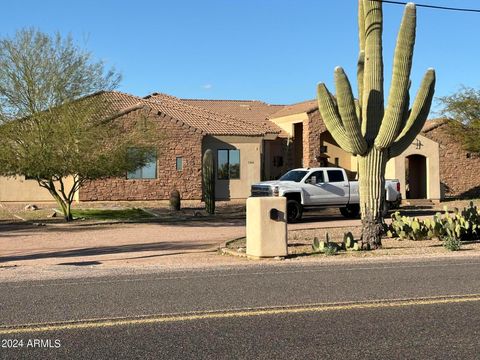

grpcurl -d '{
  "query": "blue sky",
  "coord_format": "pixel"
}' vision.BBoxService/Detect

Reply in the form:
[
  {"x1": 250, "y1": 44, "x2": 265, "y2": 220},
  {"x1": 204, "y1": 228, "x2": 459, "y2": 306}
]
[{"x1": 1, "y1": 0, "x2": 479, "y2": 112}]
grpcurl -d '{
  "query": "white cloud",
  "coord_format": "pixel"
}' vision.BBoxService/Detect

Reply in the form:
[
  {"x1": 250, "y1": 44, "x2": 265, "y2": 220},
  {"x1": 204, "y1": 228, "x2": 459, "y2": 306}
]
[{"x1": 202, "y1": 84, "x2": 213, "y2": 90}]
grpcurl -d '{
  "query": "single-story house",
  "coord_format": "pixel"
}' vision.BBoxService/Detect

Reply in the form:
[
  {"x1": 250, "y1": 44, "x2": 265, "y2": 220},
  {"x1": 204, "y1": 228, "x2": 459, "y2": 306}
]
[
  {"x1": 1, "y1": 91, "x2": 479, "y2": 203},
  {"x1": 0, "y1": 91, "x2": 287, "y2": 202}
]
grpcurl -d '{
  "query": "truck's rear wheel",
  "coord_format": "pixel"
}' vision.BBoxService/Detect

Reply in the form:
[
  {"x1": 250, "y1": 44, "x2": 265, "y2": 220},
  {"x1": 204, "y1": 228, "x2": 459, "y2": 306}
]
[
  {"x1": 287, "y1": 200, "x2": 303, "y2": 223},
  {"x1": 340, "y1": 204, "x2": 360, "y2": 218}
]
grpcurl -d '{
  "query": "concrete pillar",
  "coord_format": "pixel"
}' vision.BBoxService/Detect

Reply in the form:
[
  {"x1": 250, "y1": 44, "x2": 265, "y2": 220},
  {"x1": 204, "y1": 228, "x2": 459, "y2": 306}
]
[{"x1": 246, "y1": 197, "x2": 288, "y2": 258}]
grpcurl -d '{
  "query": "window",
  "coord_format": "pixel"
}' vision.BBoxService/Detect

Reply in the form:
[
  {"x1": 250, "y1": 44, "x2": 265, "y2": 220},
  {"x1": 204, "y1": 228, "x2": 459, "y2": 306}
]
[
  {"x1": 334, "y1": 157, "x2": 339, "y2": 166},
  {"x1": 176, "y1": 157, "x2": 183, "y2": 171},
  {"x1": 217, "y1": 149, "x2": 240, "y2": 180},
  {"x1": 279, "y1": 170, "x2": 308, "y2": 183},
  {"x1": 327, "y1": 170, "x2": 345, "y2": 183},
  {"x1": 127, "y1": 150, "x2": 157, "y2": 179},
  {"x1": 306, "y1": 171, "x2": 324, "y2": 184}
]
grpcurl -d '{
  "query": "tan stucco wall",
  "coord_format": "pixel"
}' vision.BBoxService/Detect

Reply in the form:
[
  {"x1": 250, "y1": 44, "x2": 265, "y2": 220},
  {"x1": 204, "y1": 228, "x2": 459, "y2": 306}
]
[
  {"x1": 202, "y1": 135, "x2": 263, "y2": 200},
  {"x1": 269, "y1": 113, "x2": 309, "y2": 136},
  {"x1": 385, "y1": 134, "x2": 441, "y2": 200},
  {"x1": 246, "y1": 197, "x2": 287, "y2": 258},
  {"x1": 0, "y1": 176, "x2": 78, "y2": 202},
  {"x1": 322, "y1": 134, "x2": 355, "y2": 171}
]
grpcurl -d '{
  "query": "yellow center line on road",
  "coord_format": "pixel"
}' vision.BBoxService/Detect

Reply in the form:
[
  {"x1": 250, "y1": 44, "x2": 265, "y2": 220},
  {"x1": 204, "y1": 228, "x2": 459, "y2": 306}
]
[{"x1": 1, "y1": 294, "x2": 480, "y2": 335}]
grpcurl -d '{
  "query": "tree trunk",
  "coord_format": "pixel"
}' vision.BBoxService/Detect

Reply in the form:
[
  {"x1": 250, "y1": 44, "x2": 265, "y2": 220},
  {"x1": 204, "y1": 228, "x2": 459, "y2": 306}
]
[
  {"x1": 357, "y1": 147, "x2": 388, "y2": 249},
  {"x1": 49, "y1": 190, "x2": 73, "y2": 222}
]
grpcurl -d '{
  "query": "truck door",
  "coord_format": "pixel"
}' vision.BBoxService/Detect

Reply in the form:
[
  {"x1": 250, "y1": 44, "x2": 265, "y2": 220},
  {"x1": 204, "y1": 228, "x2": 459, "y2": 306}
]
[
  {"x1": 324, "y1": 169, "x2": 349, "y2": 205},
  {"x1": 302, "y1": 170, "x2": 329, "y2": 204}
]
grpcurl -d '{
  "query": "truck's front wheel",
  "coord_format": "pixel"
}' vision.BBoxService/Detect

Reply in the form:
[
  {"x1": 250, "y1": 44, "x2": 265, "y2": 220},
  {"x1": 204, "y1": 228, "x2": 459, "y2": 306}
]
[
  {"x1": 287, "y1": 200, "x2": 303, "y2": 223},
  {"x1": 340, "y1": 204, "x2": 360, "y2": 218}
]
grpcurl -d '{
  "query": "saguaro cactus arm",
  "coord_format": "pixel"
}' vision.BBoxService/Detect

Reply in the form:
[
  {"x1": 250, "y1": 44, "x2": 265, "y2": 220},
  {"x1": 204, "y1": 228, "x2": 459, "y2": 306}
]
[
  {"x1": 375, "y1": 3, "x2": 416, "y2": 149},
  {"x1": 362, "y1": 0, "x2": 384, "y2": 141},
  {"x1": 334, "y1": 67, "x2": 368, "y2": 155},
  {"x1": 317, "y1": 67, "x2": 368, "y2": 156},
  {"x1": 357, "y1": 50, "x2": 365, "y2": 118},
  {"x1": 357, "y1": 0, "x2": 365, "y2": 108},
  {"x1": 358, "y1": 0, "x2": 365, "y2": 52},
  {"x1": 317, "y1": 84, "x2": 354, "y2": 154},
  {"x1": 389, "y1": 68, "x2": 436, "y2": 158}
]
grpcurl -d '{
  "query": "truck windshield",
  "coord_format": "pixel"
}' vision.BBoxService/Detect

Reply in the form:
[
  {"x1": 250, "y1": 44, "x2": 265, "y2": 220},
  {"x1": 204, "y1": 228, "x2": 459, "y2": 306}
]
[{"x1": 279, "y1": 170, "x2": 308, "y2": 182}]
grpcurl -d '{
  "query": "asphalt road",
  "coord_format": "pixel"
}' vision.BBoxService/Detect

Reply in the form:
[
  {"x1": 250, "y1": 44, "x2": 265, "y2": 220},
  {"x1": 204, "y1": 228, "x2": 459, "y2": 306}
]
[{"x1": 0, "y1": 257, "x2": 479, "y2": 359}]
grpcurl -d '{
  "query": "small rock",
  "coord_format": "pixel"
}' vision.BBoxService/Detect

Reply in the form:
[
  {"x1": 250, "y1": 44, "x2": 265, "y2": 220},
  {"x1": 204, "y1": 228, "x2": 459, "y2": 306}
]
[
  {"x1": 274, "y1": 256, "x2": 285, "y2": 261},
  {"x1": 47, "y1": 211, "x2": 57, "y2": 218},
  {"x1": 24, "y1": 204, "x2": 38, "y2": 211},
  {"x1": 237, "y1": 247, "x2": 246, "y2": 253}
]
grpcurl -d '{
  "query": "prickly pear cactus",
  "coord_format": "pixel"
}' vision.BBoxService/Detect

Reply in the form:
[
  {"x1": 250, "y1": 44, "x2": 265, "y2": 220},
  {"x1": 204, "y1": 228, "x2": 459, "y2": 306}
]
[
  {"x1": 202, "y1": 149, "x2": 215, "y2": 214},
  {"x1": 317, "y1": 1, "x2": 436, "y2": 249}
]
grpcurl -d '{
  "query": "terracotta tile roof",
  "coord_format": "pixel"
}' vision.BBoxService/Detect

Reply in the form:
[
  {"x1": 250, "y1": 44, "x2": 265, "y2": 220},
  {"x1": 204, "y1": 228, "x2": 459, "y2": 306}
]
[
  {"x1": 269, "y1": 99, "x2": 318, "y2": 119},
  {"x1": 175, "y1": 97, "x2": 285, "y2": 134},
  {"x1": 146, "y1": 93, "x2": 283, "y2": 134},
  {"x1": 95, "y1": 91, "x2": 274, "y2": 136}
]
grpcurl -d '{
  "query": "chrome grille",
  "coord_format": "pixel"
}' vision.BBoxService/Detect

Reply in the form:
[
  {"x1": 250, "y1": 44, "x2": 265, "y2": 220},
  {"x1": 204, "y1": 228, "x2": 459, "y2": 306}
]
[{"x1": 251, "y1": 185, "x2": 272, "y2": 197}]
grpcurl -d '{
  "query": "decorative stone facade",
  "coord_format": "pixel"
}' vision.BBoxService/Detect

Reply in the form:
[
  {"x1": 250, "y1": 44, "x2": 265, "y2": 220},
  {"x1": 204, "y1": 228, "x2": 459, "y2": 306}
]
[
  {"x1": 422, "y1": 122, "x2": 480, "y2": 198},
  {"x1": 305, "y1": 109, "x2": 327, "y2": 167},
  {"x1": 80, "y1": 107, "x2": 204, "y2": 201}
]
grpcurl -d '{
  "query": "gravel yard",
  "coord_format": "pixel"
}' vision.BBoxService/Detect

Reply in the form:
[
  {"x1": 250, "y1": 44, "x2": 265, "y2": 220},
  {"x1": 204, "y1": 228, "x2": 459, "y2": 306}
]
[{"x1": 1, "y1": 199, "x2": 480, "y2": 283}]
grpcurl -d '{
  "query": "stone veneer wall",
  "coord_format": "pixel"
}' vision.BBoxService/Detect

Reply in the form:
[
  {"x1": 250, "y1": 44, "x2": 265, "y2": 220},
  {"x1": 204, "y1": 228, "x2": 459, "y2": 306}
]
[
  {"x1": 80, "y1": 107, "x2": 204, "y2": 201},
  {"x1": 423, "y1": 124, "x2": 480, "y2": 198},
  {"x1": 305, "y1": 110, "x2": 327, "y2": 167}
]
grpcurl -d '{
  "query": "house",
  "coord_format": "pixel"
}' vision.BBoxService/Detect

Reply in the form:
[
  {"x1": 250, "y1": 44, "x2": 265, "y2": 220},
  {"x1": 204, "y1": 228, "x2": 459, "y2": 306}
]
[
  {"x1": 422, "y1": 119, "x2": 480, "y2": 198},
  {"x1": 80, "y1": 91, "x2": 288, "y2": 201},
  {"x1": 0, "y1": 91, "x2": 478, "y2": 203}
]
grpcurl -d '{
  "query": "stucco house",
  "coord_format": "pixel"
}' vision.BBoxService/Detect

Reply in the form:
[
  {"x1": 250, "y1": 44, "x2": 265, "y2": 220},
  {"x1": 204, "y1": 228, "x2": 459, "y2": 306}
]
[
  {"x1": 0, "y1": 91, "x2": 479, "y2": 203},
  {"x1": 0, "y1": 91, "x2": 286, "y2": 202},
  {"x1": 421, "y1": 119, "x2": 480, "y2": 198}
]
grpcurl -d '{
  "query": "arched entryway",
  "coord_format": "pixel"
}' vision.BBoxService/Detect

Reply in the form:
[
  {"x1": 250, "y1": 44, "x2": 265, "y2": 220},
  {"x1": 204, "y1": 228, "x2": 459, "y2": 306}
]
[{"x1": 405, "y1": 155, "x2": 427, "y2": 199}]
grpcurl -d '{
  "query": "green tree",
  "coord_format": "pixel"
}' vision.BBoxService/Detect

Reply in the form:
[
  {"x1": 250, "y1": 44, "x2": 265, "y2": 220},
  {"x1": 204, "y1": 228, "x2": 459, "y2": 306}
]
[
  {"x1": 0, "y1": 29, "x2": 157, "y2": 221},
  {"x1": 438, "y1": 86, "x2": 480, "y2": 153},
  {"x1": 317, "y1": 1, "x2": 435, "y2": 249}
]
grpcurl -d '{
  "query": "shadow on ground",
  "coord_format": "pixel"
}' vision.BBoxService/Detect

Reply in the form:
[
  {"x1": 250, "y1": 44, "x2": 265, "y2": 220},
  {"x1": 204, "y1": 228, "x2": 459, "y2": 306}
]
[
  {"x1": 0, "y1": 241, "x2": 215, "y2": 264},
  {"x1": 0, "y1": 218, "x2": 247, "y2": 237}
]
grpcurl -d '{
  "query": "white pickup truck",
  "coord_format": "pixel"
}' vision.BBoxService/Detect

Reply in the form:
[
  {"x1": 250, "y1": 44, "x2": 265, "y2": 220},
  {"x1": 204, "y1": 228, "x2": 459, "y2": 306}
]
[{"x1": 251, "y1": 167, "x2": 401, "y2": 222}]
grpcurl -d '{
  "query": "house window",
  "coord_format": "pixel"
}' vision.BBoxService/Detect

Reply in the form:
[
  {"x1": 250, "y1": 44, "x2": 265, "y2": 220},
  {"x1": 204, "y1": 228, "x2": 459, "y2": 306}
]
[
  {"x1": 176, "y1": 157, "x2": 183, "y2": 171},
  {"x1": 334, "y1": 157, "x2": 339, "y2": 166},
  {"x1": 127, "y1": 150, "x2": 157, "y2": 179},
  {"x1": 217, "y1": 149, "x2": 240, "y2": 180}
]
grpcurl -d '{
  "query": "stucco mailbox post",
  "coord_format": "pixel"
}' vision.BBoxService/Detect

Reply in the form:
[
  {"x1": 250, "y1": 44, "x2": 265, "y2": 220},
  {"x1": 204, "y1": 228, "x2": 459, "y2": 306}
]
[{"x1": 246, "y1": 197, "x2": 287, "y2": 258}]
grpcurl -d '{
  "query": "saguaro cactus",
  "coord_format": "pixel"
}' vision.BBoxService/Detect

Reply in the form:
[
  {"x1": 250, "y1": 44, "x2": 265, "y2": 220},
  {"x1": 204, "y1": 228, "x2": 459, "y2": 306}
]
[
  {"x1": 203, "y1": 149, "x2": 215, "y2": 214},
  {"x1": 317, "y1": 1, "x2": 435, "y2": 249},
  {"x1": 169, "y1": 189, "x2": 181, "y2": 211}
]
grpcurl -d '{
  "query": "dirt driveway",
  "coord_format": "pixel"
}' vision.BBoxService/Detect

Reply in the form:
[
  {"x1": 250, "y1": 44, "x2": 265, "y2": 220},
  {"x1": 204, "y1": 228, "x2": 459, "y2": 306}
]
[
  {"x1": 1, "y1": 205, "x2": 475, "y2": 282},
  {"x1": 0, "y1": 220, "x2": 246, "y2": 264},
  {"x1": 0, "y1": 206, "x2": 440, "y2": 267}
]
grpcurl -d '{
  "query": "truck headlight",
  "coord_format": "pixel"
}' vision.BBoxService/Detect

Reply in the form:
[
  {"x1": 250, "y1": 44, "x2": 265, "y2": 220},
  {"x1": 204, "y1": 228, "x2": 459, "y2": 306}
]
[{"x1": 273, "y1": 186, "x2": 279, "y2": 196}]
